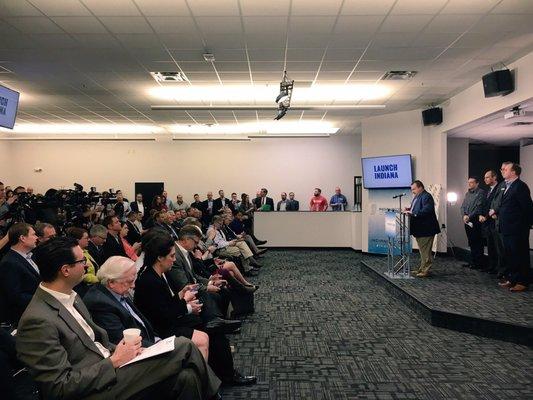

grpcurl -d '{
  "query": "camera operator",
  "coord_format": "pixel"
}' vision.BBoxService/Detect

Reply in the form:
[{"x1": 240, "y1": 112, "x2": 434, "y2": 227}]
[
  {"x1": 0, "y1": 181, "x2": 18, "y2": 221},
  {"x1": 113, "y1": 190, "x2": 131, "y2": 222}
]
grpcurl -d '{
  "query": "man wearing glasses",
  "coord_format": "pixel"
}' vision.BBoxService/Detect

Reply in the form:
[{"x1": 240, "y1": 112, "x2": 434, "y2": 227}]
[
  {"x1": 16, "y1": 237, "x2": 220, "y2": 399},
  {"x1": 87, "y1": 224, "x2": 108, "y2": 270}
]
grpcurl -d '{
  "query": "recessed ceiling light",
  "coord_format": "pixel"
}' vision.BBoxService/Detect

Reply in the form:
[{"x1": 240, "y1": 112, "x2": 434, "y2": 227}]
[
  {"x1": 6, "y1": 123, "x2": 163, "y2": 135},
  {"x1": 150, "y1": 71, "x2": 189, "y2": 83}
]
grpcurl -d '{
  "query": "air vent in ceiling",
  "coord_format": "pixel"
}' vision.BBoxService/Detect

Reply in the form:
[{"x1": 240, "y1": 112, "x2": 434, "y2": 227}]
[
  {"x1": 150, "y1": 71, "x2": 189, "y2": 83},
  {"x1": 382, "y1": 71, "x2": 418, "y2": 80}
]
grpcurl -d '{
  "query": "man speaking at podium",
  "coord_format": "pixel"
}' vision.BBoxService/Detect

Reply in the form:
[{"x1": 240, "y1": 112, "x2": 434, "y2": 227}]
[{"x1": 404, "y1": 180, "x2": 440, "y2": 278}]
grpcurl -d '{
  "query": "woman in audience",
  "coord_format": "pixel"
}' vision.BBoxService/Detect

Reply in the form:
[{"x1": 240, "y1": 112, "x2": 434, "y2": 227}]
[
  {"x1": 119, "y1": 222, "x2": 139, "y2": 261},
  {"x1": 65, "y1": 226, "x2": 98, "y2": 296},
  {"x1": 238, "y1": 193, "x2": 257, "y2": 237},
  {"x1": 151, "y1": 195, "x2": 166, "y2": 212},
  {"x1": 134, "y1": 231, "x2": 206, "y2": 343}
]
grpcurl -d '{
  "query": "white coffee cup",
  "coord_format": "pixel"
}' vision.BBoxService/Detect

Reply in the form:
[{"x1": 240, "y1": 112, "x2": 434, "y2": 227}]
[{"x1": 123, "y1": 328, "x2": 141, "y2": 344}]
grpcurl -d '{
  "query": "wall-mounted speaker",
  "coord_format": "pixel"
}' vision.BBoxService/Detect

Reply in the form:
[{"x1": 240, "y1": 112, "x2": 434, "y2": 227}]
[
  {"x1": 482, "y1": 69, "x2": 514, "y2": 98},
  {"x1": 422, "y1": 107, "x2": 443, "y2": 126}
]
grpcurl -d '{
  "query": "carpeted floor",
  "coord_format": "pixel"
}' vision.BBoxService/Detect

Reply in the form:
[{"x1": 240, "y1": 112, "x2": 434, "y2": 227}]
[{"x1": 222, "y1": 250, "x2": 533, "y2": 400}]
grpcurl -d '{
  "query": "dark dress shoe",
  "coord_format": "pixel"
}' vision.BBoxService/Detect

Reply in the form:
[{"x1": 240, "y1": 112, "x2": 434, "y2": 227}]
[
  {"x1": 255, "y1": 240, "x2": 267, "y2": 245},
  {"x1": 244, "y1": 269, "x2": 259, "y2": 277},
  {"x1": 256, "y1": 248, "x2": 268, "y2": 255},
  {"x1": 222, "y1": 371, "x2": 257, "y2": 386},
  {"x1": 249, "y1": 259, "x2": 262, "y2": 268},
  {"x1": 205, "y1": 317, "x2": 241, "y2": 334}
]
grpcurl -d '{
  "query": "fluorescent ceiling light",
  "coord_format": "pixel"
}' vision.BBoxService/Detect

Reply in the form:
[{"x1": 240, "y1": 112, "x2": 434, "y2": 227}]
[
  {"x1": 3, "y1": 123, "x2": 163, "y2": 135},
  {"x1": 148, "y1": 83, "x2": 390, "y2": 104},
  {"x1": 168, "y1": 121, "x2": 339, "y2": 135}
]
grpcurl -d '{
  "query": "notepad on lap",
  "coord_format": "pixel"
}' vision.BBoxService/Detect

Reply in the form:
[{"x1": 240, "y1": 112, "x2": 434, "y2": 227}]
[{"x1": 119, "y1": 336, "x2": 175, "y2": 368}]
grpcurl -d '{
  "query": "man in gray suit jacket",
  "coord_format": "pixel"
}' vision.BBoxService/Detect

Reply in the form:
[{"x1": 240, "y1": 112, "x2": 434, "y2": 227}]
[{"x1": 16, "y1": 236, "x2": 220, "y2": 400}]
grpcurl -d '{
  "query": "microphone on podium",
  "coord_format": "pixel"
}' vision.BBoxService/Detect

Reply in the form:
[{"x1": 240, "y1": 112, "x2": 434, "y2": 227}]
[{"x1": 392, "y1": 193, "x2": 407, "y2": 199}]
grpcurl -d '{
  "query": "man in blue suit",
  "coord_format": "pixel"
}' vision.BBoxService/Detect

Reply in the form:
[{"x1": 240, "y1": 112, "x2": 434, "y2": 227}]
[
  {"x1": 405, "y1": 180, "x2": 441, "y2": 277},
  {"x1": 496, "y1": 162, "x2": 533, "y2": 292}
]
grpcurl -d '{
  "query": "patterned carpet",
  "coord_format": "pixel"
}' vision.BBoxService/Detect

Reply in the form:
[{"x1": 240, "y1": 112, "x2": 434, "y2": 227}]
[{"x1": 222, "y1": 250, "x2": 533, "y2": 400}]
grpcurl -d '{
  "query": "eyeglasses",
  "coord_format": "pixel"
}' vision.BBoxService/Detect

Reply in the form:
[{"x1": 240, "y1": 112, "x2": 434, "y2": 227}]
[{"x1": 70, "y1": 258, "x2": 87, "y2": 266}]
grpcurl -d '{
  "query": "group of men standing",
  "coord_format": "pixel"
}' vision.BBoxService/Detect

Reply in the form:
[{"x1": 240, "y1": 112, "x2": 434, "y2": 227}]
[{"x1": 461, "y1": 162, "x2": 532, "y2": 292}]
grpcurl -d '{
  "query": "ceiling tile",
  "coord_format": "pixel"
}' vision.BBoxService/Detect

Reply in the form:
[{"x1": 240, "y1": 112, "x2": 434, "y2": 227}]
[
  {"x1": 82, "y1": 0, "x2": 141, "y2": 16},
  {"x1": 379, "y1": 15, "x2": 434, "y2": 33},
  {"x1": 72, "y1": 33, "x2": 122, "y2": 48},
  {"x1": 491, "y1": 0, "x2": 533, "y2": 14},
  {"x1": 423, "y1": 14, "x2": 483, "y2": 33},
  {"x1": 342, "y1": 0, "x2": 395, "y2": 15},
  {"x1": 134, "y1": 0, "x2": 189, "y2": 16},
  {"x1": 469, "y1": 14, "x2": 533, "y2": 33},
  {"x1": 30, "y1": 0, "x2": 91, "y2": 16},
  {"x1": 30, "y1": 34, "x2": 79, "y2": 48},
  {"x1": 285, "y1": 61, "x2": 321, "y2": 72},
  {"x1": 195, "y1": 17, "x2": 242, "y2": 35},
  {"x1": 441, "y1": 0, "x2": 500, "y2": 14},
  {"x1": 203, "y1": 34, "x2": 246, "y2": 50},
  {"x1": 412, "y1": 32, "x2": 462, "y2": 47},
  {"x1": 115, "y1": 34, "x2": 162, "y2": 48},
  {"x1": 372, "y1": 32, "x2": 418, "y2": 47},
  {"x1": 99, "y1": 17, "x2": 153, "y2": 34},
  {"x1": 145, "y1": 16, "x2": 196, "y2": 34},
  {"x1": 247, "y1": 33, "x2": 286, "y2": 48},
  {"x1": 288, "y1": 34, "x2": 330, "y2": 48},
  {"x1": 350, "y1": 71, "x2": 385, "y2": 81},
  {"x1": 244, "y1": 16, "x2": 288, "y2": 35},
  {"x1": 365, "y1": 46, "x2": 444, "y2": 61},
  {"x1": 159, "y1": 33, "x2": 204, "y2": 49},
  {"x1": 329, "y1": 34, "x2": 373, "y2": 48},
  {"x1": 215, "y1": 61, "x2": 249, "y2": 72},
  {"x1": 5, "y1": 17, "x2": 64, "y2": 33},
  {"x1": 51, "y1": 16, "x2": 107, "y2": 33},
  {"x1": 240, "y1": 0, "x2": 290, "y2": 16},
  {"x1": 291, "y1": 0, "x2": 343, "y2": 16},
  {"x1": 187, "y1": 0, "x2": 239, "y2": 17},
  {"x1": 247, "y1": 48, "x2": 285, "y2": 61},
  {"x1": 391, "y1": 0, "x2": 448, "y2": 14},
  {"x1": 289, "y1": 16, "x2": 336, "y2": 34},
  {"x1": 334, "y1": 16, "x2": 385, "y2": 34}
]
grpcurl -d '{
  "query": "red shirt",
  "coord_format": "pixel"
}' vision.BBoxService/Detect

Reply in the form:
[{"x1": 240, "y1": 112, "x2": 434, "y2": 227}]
[{"x1": 309, "y1": 195, "x2": 328, "y2": 211}]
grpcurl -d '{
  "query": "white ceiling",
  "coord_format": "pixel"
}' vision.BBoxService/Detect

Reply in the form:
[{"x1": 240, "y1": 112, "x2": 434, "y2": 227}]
[
  {"x1": 0, "y1": 0, "x2": 533, "y2": 135},
  {"x1": 447, "y1": 98, "x2": 533, "y2": 145}
]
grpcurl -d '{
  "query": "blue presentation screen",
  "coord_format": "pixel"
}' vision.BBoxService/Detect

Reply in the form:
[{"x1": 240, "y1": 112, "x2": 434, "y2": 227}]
[
  {"x1": 0, "y1": 85, "x2": 19, "y2": 129},
  {"x1": 362, "y1": 154, "x2": 413, "y2": 189}
]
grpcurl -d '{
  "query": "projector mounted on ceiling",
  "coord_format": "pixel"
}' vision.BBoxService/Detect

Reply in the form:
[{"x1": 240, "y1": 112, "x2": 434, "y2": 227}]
[{"x1": 150, "y1": 71, "x2": 189, "y2": 83}]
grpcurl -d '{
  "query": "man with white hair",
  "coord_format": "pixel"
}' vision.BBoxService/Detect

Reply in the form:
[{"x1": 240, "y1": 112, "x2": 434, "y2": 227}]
[{"x1": 84, "y1": 256, "x2": 209, "y2": 359}]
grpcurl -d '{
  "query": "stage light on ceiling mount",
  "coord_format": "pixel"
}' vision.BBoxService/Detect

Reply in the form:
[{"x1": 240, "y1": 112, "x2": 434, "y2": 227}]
[{"x1": 274, "y1": 70, "x2": 294, "y2": 120}]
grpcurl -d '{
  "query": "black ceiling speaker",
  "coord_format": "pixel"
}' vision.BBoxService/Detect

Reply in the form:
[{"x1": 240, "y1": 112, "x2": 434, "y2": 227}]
[
  {"x1": 482, "y1": 69, "x2": 514, "y2": 98},
  {"x1": 422, "y1": 107, "x2": 442, "y2": 126}
]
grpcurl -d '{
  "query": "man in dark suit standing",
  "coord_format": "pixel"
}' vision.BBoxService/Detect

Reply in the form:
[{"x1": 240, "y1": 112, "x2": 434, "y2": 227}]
[
  {"x1": 460, "y1": 177, "x2": 486, "y2": 269},
  {"x1": 102, "y1": 215, "x2": 127, "y2": 262},
  {"x1": 405, "y1": 180, "x2": 440, "y2": 278},
  {"x1": 125, "y1": 211, "x2": 142, "y2": 245},
  {"x1": 479, "y1": 170, "x2": 505, "y2": 275},
  {"x1": 286, "y1": 192, "x2": 300, "y2": 211},
  {"x1": 0, "y1": 223, "x2": 40, "y2": 325},
  {"x1": 16, "y1": 236, "x2": 220, "y2": 400},
  {"x1": 213, "y1": 190, "x2": 233, "y2": 214},
  {"x1": 496, "y1": 162, "x2": 533, "y2": 292},
  {"x1": 253, "y1": 188, "x2": 275, "y2": 211},
  {"x1": 129, "y1": 193, "x2": 146, "y2": 222},
  {"x1": 200, "y1": 192, "x2": 215, "y2": 227}
]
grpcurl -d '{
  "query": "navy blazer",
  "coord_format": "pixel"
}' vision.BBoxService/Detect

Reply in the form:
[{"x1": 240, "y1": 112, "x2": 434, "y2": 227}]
[
  {"x1": 102, "y1": 232, "x2": 127, "y2": 262},
  {"x1": 84, "y1": 283, "x2": 156, "y2": 347},
  {"x1": 498, "y1": 179, "x2": 533, "y2": 236},
  {"x1": 253, "y1": 196, "x2": 275, "y2": 211},
  {"x1": 286, "y1": 200, "x2": 300, "y2": 211},
  {"x1": 0, "y1": 249, "x2": 41, "y2": 325},
  {"x1": 213, "y1": 198, "x2": 234, "y2": 213},
  {"x1": 409, "y1": 190, "x2": 440, "y2": 238}
]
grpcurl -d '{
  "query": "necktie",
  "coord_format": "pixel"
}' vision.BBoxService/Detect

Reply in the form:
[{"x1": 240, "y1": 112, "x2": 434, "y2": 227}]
[
  {"x1": 26, "y1": 253, "x2": 40, "y2": 275},
  {"x1": 186, "y1": 253, "x2": 197, "y2": 283},
  {"x1": 120, "y1": 297, "x2": 147, "y2": 329}
]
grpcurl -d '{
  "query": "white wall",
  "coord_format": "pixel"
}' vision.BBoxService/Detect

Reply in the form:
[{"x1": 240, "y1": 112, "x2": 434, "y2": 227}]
[
  {"x1": 0, "y1": 141, "x2": 11, "y2": 183},
  {"x1": 446, "y1": 138, "x2": 469, "y2": 249},
  {"x1": 6, "y1": 134, "x2": 361, "y2": 208},
  {"x1": 361, "y1": 109, "x2": 447, "y2": 252},
  {"x1": 519, "y1": 142, "x2": 533, "y2": 248}
]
